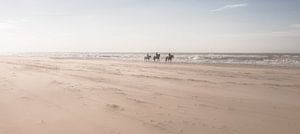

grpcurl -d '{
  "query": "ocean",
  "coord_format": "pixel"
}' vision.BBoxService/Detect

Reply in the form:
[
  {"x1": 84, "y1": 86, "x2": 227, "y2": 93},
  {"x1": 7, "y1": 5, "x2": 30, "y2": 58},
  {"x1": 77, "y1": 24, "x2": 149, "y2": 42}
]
[{"x1": 3, "y1": 52, "x2": 300, "y2": 67}]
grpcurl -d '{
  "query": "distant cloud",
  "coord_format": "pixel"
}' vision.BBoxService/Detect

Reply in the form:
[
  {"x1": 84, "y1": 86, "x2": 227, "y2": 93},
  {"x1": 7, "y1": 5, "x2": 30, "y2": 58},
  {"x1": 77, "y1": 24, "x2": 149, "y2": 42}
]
[
  {"x1": 210, "y1": 3, "x2": 248, "y2": 12},
  {"x1": 0, "y1": 18, "x2": 30, "y2": 29},
  {"x1": 217, "y1": 30, "x2": 300, "y2": 38},
  {"x1": 0, "y1": 22, "x2": 16, "y2": 29},
  {"x1": 290, "y1": 24, "x2": 300, "y2": 29}
]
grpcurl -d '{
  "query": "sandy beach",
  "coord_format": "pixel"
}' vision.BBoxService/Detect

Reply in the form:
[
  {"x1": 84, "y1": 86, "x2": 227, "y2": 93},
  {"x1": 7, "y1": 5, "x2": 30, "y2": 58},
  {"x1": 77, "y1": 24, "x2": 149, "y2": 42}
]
[{"x1": 0, "y1": 56, "x2": 300, "y2": 134}]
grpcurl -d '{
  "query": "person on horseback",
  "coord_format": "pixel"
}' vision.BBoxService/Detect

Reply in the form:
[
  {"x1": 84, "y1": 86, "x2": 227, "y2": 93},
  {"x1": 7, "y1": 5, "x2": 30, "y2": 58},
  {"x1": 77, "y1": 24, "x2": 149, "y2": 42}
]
[
  {"x1": 144, "y1": 53, "x2": 151, "y2": 61},
  {"x1": 153, "y1": 52, "x2": 160, "y2": 61},
  {"x1": 165, "y1": 52, "x2": 174, "y2": 62}
]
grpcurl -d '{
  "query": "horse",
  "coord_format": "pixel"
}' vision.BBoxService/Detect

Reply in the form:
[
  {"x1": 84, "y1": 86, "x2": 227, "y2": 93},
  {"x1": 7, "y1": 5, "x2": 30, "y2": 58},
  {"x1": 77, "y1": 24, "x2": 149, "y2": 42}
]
[
  {"x1": 144, "y1": 55, "x2": 151, "y2": 61},
  {"x1": 165, "y1": 54, "x2": 174, "y2": 62},
  {"x1": 153, "y1": 53, "x2": 160, "y2": 61}
]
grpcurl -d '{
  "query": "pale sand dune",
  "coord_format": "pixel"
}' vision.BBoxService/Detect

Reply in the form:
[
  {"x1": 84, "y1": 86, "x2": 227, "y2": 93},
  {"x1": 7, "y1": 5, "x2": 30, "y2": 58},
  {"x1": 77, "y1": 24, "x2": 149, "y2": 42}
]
[{"x1": 0, "y1": 56, "x2": 300, "y2": 134}]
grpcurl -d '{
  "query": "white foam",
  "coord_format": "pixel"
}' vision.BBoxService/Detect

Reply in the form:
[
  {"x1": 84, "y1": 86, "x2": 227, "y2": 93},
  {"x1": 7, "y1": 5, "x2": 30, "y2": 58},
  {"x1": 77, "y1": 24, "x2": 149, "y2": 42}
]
[{"x1": 3, "y1": 52, "x2": 300, "y2": 67}]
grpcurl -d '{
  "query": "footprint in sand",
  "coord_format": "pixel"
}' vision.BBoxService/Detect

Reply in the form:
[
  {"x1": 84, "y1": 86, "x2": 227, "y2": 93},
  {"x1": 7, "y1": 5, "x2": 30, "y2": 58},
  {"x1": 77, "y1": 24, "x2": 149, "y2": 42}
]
[
  {"x1": 20, "y1": 96, "x2": 32, "y2": 100},
  {"x1": 106, "y1": 104, "x2": 124, "y2": 111}
]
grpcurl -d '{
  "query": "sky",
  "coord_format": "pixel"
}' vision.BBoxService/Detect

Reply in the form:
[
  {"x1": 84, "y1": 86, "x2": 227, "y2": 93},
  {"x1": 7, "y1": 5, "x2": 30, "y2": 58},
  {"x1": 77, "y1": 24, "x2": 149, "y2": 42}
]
[{"x1": 0, "y1": 0, "x2": 300, "y2": 53}]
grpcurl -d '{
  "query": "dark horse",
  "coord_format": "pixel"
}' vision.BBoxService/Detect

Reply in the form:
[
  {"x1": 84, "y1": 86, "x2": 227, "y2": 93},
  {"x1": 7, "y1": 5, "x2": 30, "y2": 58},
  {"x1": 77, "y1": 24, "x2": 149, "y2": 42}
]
[
  {"x1": 144, "y1": 55, "x2": 151, "y2": 61},
  {"x1": 165, "y1": 54, "x2": 174, "y2": 62},
  {"x1": 153, "y1": 53, "x2": 160, "y2": 61}
]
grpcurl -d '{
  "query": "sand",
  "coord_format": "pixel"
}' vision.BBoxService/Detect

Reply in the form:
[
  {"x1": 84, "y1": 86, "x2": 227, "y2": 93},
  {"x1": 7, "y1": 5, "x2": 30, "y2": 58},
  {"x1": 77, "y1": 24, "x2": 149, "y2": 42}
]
[{"x1": 0, "y1": 56, "x2": 300, "y2": 134}]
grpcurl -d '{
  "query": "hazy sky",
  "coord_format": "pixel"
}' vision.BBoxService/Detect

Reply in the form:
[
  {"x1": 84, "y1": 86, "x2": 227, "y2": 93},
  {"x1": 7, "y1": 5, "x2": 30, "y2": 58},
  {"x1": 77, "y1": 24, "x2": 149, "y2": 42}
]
[{"x1": 1, "y1": 0, "x2": 300, "y2": 52}]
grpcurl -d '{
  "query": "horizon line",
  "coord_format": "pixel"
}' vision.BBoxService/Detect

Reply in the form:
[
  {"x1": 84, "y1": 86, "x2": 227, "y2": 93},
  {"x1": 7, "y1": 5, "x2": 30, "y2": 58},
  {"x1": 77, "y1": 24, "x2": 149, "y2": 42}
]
[{"x1": 1, "y1": 51, "x2": 300, "y2": 54}]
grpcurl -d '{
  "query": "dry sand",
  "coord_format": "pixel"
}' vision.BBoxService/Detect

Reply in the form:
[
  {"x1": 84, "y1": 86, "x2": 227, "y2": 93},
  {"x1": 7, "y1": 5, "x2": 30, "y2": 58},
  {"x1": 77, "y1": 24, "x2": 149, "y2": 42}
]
[{"x1": 0, "y1": 56, "x2": 300, "y2": 134}]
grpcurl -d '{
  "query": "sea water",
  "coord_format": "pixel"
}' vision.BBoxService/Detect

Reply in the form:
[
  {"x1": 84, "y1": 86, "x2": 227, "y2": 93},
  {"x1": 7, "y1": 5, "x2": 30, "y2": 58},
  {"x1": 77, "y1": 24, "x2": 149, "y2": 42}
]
[{"x1": 3, "y1": 52, "x2": 300, "y2": 67}]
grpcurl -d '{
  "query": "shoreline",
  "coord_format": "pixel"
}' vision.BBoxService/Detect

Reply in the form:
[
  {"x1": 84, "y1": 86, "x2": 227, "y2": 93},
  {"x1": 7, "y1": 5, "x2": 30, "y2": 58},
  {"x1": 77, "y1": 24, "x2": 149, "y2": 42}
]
[
  {"x1": 1, "y1": 52, "x2": 300, "y2": 68},
  {"x1": 2, "y1": 54, "x2": 300, "y2": 70},
  {"x1": 48, "y1": 56, "x2": 300, "y2": 69}
]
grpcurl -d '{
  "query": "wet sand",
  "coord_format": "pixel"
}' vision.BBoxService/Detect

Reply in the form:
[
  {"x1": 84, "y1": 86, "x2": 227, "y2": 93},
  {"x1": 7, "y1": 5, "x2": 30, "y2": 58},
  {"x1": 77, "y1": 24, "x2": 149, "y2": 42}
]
[{"x1": 0, "y1": 56, "x2": 300, "y2": 134}]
